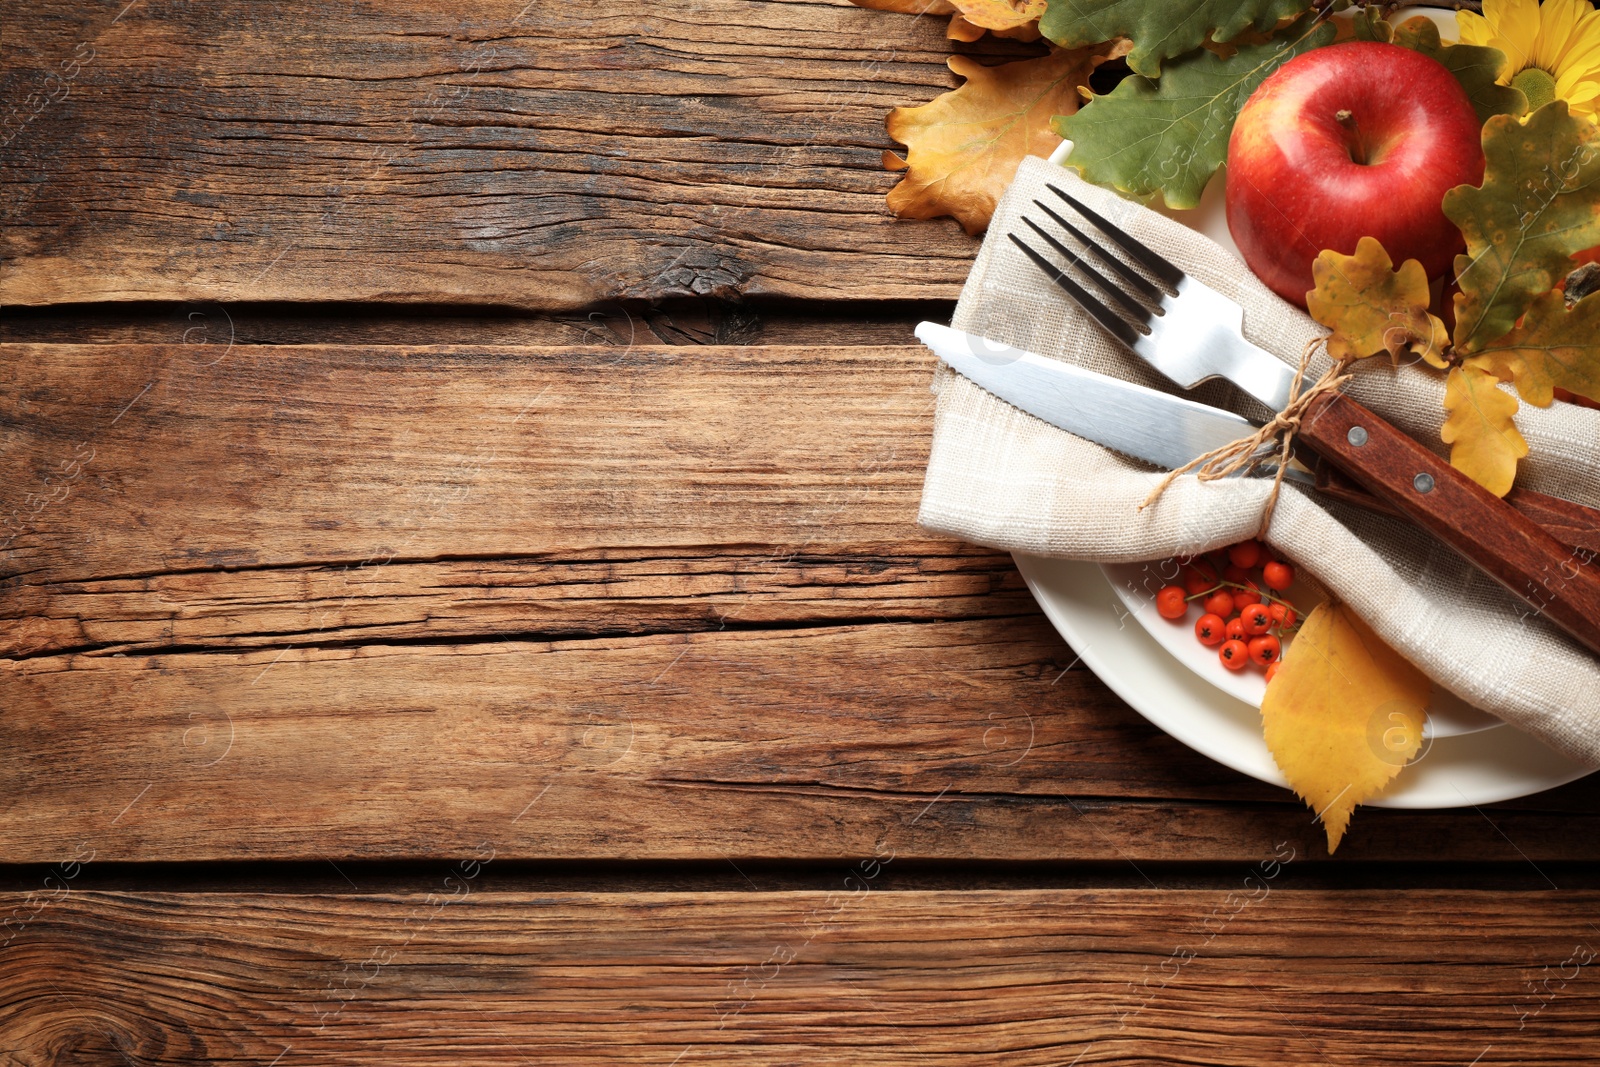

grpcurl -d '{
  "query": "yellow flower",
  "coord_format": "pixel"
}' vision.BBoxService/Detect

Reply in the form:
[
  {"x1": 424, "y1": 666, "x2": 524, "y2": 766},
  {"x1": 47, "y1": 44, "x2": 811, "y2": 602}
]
[{"x1": 1459, "y1": 0, "x2": 1600, "y2": 120}]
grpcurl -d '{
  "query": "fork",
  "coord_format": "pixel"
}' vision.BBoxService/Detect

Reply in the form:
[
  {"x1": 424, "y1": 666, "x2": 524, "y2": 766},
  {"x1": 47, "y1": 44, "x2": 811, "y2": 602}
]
[
  {"x1": 1009, "y1": 181, "x2": 1600, "y2": 657},
  {"x1": 1010, "y1": 184, "x2": 1310, "y2": 411}
]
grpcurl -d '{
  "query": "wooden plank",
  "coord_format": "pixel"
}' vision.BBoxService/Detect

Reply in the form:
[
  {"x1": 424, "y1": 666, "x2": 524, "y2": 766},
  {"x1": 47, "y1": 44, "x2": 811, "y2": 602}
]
[
  {"x1": 3, "y1": 341, "x2": 1598, "y2": 863},
  {"x1": 0, "y1": 299, "x2": 951, "y2": 348},
  {"x1": 0, "y1": 0, "x2": 1009, "y2": 308},
  {"x1": 6, "y1": 616, "x2": 1600, "y2": 864},
  {"x1": 4, "y1": 888, "x2": 1598, "y2": 1063},
  {"x1": 0, "y1": 343, "x2": 939, "y2": 587},
  {"x1": 2, "y1": 547, "x2": 1032, "y2": 657}
]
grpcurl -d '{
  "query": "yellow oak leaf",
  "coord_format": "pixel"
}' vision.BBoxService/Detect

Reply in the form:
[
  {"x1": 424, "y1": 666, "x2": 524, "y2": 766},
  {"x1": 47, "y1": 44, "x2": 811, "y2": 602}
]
[
  {"x1": 885, "y1": 44, "x2": 1127, "y2": 235},
  {"x1": 1441, "y1": 364, "x2": 1528, "y2": 498},
  {"x1": 947, "y1": 14, "x2": 987, "y2": 41},
  {"x1": 1306, "y1": 236, "x2": 1450, "y2": 366},
  {"x1": 847, "y1": 0, "x2": 956, "y2": 14},
  {"x1": 1464, "y1": 289, "x2": 1600, "y2": 408},
  {"x1": 948, "y1": 12, "x2": 1043, "y2": 41},
  {"x1": 950, "y1": 0, "x2": 1044, "y2": 31},
  {"x1": 1262, "y1": 601, "x2": 1430, "y2": 854}
]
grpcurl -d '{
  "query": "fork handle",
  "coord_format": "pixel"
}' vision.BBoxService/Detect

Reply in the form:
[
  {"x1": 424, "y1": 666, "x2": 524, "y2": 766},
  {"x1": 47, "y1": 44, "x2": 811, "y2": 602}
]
[
  {"x1": 1313, "y1": 462, "x2": 1600, "y2": 557},
  {"x1": 1298, "y1": 391, "x2": 1600, "y2": 658}
]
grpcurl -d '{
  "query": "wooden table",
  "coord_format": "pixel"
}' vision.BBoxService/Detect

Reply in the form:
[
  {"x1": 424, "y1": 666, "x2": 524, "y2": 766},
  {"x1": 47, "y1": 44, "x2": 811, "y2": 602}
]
[{"x1": 5, "y1": 2, "x2": 1600, "y2": 1062}]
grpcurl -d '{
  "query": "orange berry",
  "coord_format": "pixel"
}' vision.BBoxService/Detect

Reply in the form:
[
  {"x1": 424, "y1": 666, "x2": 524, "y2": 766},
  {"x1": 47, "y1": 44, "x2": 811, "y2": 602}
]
[
  {"x1": 1262, "y1": 560, "x2": 1295, "y2": 591},
  {"x1": 1219, "y1": 639, "x2": 1249, "y2": 670},
  {"x1": 1194, "y1": 613, "x2": 1226, "y2": 646},
  {"x1": 1268, "y1": 602, "x2": 1297, "y2": 629},
  {"x1": 1184, "y1": 560, "x2": 1219, "y2": 596},
  {"x1": 1265, "y1": 662, "x2": 1281, "y2": 683},
  {"x1": 1203, "y1": 590, "x2": 1235, "y2": 617},
  {"x1": 1240, "y1": 604, "x2": 1273, "y2": 636},
  {"x1": 1225, "y1": 617, "x2": 1247, "y2": 642},
  {"x1": 1228, "y1": 540, "x2": 1264, "y2": 569},
  {"x1": 1156, "y1": 585, "x2": 1188, "y2": 620},
  {"x1": 1248, "y1": 634, "x2": 1281, "y2": 667}
]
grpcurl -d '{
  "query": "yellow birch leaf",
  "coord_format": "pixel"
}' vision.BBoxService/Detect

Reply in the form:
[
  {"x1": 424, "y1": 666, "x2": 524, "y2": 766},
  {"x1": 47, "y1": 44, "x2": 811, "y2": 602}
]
[
  {"x1": 1306, "y1": 236, "x2": 1450, "y2": 366},
  {"x1": 1441, "y1": 364, "x2": 1528, "y2": 497},
  {"x1": 1464, "y1": 289, "x2": 1600, "y2": 407},
  {"x1": 1262, "y1": 601, "x2": 1430, "y2": 854},
  {"x1": 885, "y1": 43, "x2": 1128, "y2": 235}
]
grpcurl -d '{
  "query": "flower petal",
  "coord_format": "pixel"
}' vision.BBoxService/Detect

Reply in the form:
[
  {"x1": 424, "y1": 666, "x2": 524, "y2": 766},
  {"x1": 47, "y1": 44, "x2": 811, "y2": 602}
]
[
  {"x1": 1485, "y1": 0, "x2": 1542, "y2": 71},
  {"x1": 1553, "y1": 13, "x2": 1600, "y2": 80},
  {"x1": 1537, "y1": 0, "x2": 1591, "y2": 71},
  {"x1": 1457, "y1": 9, "x2": 1494, "y2": 47}
]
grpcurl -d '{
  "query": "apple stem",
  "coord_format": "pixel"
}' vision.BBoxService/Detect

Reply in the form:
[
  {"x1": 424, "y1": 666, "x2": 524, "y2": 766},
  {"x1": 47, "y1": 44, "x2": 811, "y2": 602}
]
[{"x1": 1334, "y1": 109, "x2": 1368, "y2": 165}]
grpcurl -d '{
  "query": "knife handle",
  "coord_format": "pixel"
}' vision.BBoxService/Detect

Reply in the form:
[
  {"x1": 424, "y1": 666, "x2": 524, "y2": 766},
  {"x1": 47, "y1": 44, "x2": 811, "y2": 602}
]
[
  {"x1": 1298, "y1": 391, "x2": 1600, "y2": 658},
  {"x1": 1313, "y1": 463, "x2": 1600, "y2": 557}
]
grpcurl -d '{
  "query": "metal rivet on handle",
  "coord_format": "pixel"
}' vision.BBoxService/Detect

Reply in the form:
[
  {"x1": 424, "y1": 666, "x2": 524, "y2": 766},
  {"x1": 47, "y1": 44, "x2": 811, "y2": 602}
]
[
  {"x1": 1348, "y1": 426, "x2": 1368, "y2": 446},
  {"x1": 1413, "y1": 473, "x2": 1435, "y2": 494}
]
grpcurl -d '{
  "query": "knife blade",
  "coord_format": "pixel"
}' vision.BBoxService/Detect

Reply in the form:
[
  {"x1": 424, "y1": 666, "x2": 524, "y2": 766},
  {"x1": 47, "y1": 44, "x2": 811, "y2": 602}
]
[{"x1": 915, "y1": 321, "x2": 1295, "y2": 479}]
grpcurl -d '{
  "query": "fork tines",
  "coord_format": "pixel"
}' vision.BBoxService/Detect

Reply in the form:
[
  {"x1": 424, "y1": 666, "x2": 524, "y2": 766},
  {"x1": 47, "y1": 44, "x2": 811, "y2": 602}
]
[{"x1": 1008, "y1": 183, "x2": 1186, "y2": 350}]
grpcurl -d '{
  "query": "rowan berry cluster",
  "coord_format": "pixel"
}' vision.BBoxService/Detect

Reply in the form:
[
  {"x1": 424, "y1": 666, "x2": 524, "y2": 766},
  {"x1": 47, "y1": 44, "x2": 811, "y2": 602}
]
[{"x1": 1153, "y1": 539, "x2": 1300, "y2": 680}]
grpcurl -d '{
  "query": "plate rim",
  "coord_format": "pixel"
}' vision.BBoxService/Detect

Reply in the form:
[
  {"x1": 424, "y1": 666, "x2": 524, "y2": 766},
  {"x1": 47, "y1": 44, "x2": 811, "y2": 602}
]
[{"x1": 1014, "y1": 552, "x2": 1597, "y2": 808}]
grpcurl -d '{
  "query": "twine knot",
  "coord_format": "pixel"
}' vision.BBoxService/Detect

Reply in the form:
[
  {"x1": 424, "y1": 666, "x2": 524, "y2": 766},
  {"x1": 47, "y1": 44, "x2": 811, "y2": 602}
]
[{"x1": 1138, "y1": 337, "x2": 1353, "y2": 538}]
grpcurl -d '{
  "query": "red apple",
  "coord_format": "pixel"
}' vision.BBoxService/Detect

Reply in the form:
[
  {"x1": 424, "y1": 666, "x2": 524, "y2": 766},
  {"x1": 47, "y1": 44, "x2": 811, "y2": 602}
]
[{"x1": 1225, "y1": 41, "x2": 1484, "y2": 308}]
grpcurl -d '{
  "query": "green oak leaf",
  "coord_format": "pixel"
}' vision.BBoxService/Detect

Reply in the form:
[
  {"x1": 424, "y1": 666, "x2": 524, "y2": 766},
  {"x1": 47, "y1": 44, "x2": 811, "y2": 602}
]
[
  {"x1": 1039, "y1": 0, "x2": 1314, "y2": 77},
  {"x1": 1349, "y1": 5, "x2": 1391, "y2": 42},
  {"x1": 1390, "y1": 16, "x2": 1525, "y2": 124},
  {"x1": 1465, "y1": 289, "x2": 1600, "y2": 407},
  {"x1": 1445, "y1": 101, "x2": 1600, "y2": 354},
  {"x1": 1053, "y1": 16, "x2": 1336, "y2": 209}
]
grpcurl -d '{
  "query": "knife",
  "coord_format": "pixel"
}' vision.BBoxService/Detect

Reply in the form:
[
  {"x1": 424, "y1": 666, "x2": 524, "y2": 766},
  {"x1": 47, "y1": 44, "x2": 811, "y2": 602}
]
[{"x1": 917, "y1": 323, "x2": 1600, "y2": 557}]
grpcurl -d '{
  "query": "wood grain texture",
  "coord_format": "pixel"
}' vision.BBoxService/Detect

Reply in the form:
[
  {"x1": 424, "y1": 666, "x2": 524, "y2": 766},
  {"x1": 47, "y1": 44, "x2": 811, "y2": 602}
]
[
  {"x1": 1303, "y1": 392, "x2": 1600, "y2": 656},
  {"x1": 3, "y1": 341, "x2": 1598, "y2": 864},
  {"x1": 0, "y1": 299, "x2": 952, "y2": 348},
  {"x1": 8, "y1": 616, "x2": 1600, "y2": 864},
  {"x1": 5, "y1": 888, "x2": 1600, "y2": 1064},
  {"x1": 1313, "y1": 462, "x2": 1600, "y2": 557},
  {"x1": 0, "y1": 0, "x2": 1011, "y2": 308},
  {"x1": 0, "y1": 342, "x2": 940, "y2": 588}
]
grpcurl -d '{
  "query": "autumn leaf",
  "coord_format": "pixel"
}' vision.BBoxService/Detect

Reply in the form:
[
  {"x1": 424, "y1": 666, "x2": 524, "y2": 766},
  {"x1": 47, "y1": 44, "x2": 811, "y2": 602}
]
[
  {"x1": 1440, "y1": 364, "x2": 1528, "y2": 497},
  {"x1": 946, "y1": 15, "x2": 988, "y2": 41},
  {"x1": 1465, "y1": 289, "x2": 1600, "y2": 408},
  {"x1": 1039, "y1": 0, "x2": 1312, "y2": 77},
  {"x1": 1306, "y1": 236, "x2": 1450, "y2": 366},
  {"x1": 885, "y1": 45, "x2": 1125, "y2": 234},
  {"x1": 949, "y1": 0, "x2": 1043, "y2": 32},
  {"x1": 947, "y1": 11, "x2": 1041, "y2": 43},
  {"x1": 1444, "y1": 101, "x2": 1600, "y2": 354},
  {"x1": 1262, "y1": 601, "x2": 1430, "y2": 854},
  {"x1": 846, "y1": 0, "x2": 956, "y2": 14},
  {"x1": 1388, "y1": 16, "x2": 1525, "y2": 125},
  {"x1": 1055, "y1": 15, "x2": 1336, "y2": 209}
]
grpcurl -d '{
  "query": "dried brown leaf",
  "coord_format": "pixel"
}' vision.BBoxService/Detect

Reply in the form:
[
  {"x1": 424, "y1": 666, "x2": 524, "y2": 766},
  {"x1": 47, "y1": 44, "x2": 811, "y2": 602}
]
[{"x1": 885, "y1": 44, "x2": 1125, "y2": 234}]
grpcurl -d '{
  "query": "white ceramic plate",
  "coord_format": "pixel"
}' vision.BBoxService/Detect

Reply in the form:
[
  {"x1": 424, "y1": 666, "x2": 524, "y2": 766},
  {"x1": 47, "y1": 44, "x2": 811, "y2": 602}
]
[
  {"x1": 1017, "y1": 555, "x2": 1595, "y2": 806},
  {"x1": 1019, "y1": 7, "x2": 1594, "y2": 805},
  {"x1": 1099, "y1": 559, "x2": 1500, "y2": 738}
]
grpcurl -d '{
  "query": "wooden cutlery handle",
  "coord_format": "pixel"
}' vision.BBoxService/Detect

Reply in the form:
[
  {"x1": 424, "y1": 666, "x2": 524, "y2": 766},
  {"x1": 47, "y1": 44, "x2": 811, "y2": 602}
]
[
  {"x1": 1298, "y1": 392, "x2": 1600, "y2": 658},
  {"x1": 1314, "y1": 462, "x2": 1600, "y2": 557}
]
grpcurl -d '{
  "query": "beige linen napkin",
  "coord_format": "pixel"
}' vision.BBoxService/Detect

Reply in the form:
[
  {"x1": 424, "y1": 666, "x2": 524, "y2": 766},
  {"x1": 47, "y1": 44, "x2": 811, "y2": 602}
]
[{"x1": 920, "y1": 156, "x2": 1600, "y2": 766}]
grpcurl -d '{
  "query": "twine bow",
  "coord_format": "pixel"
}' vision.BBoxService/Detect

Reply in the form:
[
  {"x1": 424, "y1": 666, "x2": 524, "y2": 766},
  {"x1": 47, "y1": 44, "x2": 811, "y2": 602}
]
[{"x1": 1138, "y1": 337, "x2": 1354, "y2": 538}]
